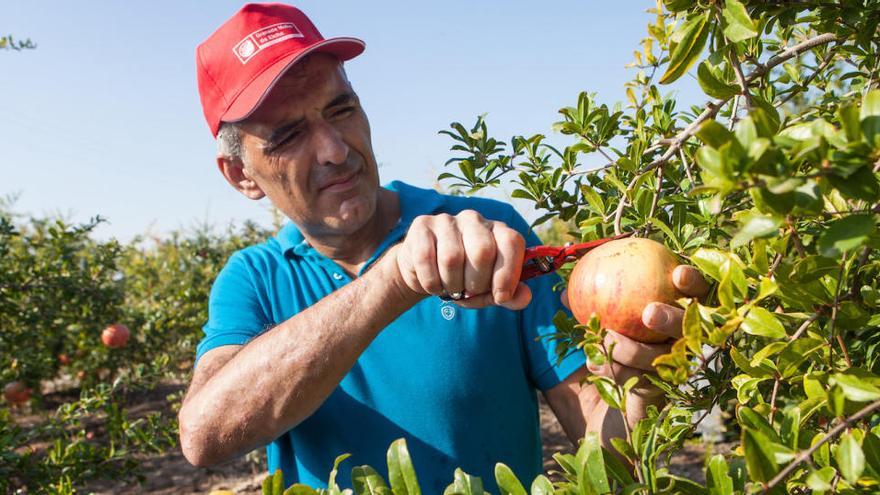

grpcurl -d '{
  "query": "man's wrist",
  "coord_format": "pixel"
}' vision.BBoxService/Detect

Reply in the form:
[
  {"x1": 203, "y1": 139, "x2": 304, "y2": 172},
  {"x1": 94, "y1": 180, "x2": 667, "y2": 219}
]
[{"x1": 372, "y1": 244, "x2": 425, "y2": 308}]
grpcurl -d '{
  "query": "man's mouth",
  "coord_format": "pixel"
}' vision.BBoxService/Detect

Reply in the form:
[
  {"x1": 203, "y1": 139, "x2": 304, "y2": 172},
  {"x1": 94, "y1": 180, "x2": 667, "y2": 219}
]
[{"x1": 318, "y1": 170, "x2": 360, "y2": 193}]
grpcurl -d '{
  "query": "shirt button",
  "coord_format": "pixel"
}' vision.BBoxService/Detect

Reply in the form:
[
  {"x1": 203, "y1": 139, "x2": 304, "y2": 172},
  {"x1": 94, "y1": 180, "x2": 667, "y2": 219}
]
[{"x1": 332, "y1": 272, "x2": 344, "y2": 281}]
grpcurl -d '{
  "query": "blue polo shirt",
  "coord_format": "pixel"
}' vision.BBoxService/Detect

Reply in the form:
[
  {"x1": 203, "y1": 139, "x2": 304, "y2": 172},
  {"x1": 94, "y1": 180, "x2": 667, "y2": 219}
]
[{"x1": 195, "y1": 181, "x2": 583, "y2": 493}]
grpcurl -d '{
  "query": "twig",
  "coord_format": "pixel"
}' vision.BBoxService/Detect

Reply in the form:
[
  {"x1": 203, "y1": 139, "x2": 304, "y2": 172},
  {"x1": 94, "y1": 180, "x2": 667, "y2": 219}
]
[
  {"x1": 789, "y1": 311, "x2": 822, "y2": 342},
  {"x1": 828, "y1": 256, "x2": 847, "y2": 368},
  {"x1": 647, "y1": 167, "x2": 664, "y2": 221},
  {"x1": 728, "y1": 95, "x2": 741, "y2": 131},
  {"x1": 836, "y1": 334, "x2": 853, "y2": 368},
  {"x1": 850, "y1": 246, "x2": 872, "y2": 302},
  {"x1": 728, "y1": 49, "x2": 753, "y2": 110},
  {"x1": 768, "y1": 377, "x2": 781, "y2": 425},
  {"x1": 775, "y1": 45, "x2": 839, "y2": 108},
  {"x1": 764, "y1": 398, "x2": 880, "y2": 491},
  {"x1": 679, "y1": 148, "x2": 694, "y2": 184},
  {"x1": 598, "y1": 339, "x2": 645, "y2": 485},
  {"x1": 787, "y1": 221, "x2": 807, "y2": 258}
]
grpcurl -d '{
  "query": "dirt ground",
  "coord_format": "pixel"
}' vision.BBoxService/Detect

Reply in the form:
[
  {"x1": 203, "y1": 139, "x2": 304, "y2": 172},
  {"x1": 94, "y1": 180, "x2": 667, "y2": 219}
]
[{"x1": 75, "y1": 392, "x2": 721, "y2": 494}]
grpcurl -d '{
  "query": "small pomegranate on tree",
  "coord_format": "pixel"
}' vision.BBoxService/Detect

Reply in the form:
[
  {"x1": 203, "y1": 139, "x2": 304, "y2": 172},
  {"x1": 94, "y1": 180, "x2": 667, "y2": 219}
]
[
  {"x1": 101, "y1": 323, "x2": 130, "y2": 349},
  {"x1": 3, "y1": 381, "x2": 31, "y2": 405}
]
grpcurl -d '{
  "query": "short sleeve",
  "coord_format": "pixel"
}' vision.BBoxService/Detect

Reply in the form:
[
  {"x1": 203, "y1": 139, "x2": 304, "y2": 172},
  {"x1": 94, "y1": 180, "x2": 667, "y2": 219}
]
[
  {"x1": 195, "y1": 252, "x2": 271, "y2": 364},
  {"x1": 506, "y1": 209, "x2": 585, "y2": 391}
]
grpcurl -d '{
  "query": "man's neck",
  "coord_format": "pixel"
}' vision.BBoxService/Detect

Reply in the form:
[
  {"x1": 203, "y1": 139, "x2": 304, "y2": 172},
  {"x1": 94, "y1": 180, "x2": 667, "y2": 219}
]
[{"x1": 301, "y1": 188, "x2": 400, "y2": 277}]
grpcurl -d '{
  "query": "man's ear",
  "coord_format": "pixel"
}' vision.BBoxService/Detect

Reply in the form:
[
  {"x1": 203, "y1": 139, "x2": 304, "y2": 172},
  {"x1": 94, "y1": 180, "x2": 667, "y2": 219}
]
[{"x1": 217, "y1": 155, "x2": 266, "y2": 200}]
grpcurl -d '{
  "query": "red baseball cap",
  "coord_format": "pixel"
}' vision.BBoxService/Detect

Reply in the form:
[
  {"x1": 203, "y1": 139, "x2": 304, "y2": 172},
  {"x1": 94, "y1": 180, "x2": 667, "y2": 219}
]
[{"x1": 196, "y1": 3, "x2": 365, "y2": 137}]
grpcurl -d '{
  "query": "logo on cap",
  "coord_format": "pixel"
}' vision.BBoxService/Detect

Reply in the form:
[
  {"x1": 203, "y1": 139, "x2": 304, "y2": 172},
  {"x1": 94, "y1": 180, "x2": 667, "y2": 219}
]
[{"x1": 233, "y1": 22, "x2": 304, "y2": 64}]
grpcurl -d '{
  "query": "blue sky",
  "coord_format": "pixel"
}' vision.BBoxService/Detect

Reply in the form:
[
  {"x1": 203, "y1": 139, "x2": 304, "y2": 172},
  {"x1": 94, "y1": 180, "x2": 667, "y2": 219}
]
[{"x1": 2, "y1": 1, "x2": 700, "y2": 241}]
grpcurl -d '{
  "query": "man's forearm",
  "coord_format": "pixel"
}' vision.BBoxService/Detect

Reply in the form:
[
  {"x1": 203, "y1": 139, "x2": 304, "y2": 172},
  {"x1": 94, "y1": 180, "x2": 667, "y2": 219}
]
[{"x1": 179, "y1": 251, "x2": 421, "y2": 466}]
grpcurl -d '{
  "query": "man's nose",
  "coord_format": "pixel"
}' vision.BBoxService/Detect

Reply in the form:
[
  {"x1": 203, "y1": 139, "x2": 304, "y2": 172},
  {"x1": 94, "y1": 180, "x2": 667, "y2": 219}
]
[{"x1": 312, "y1": 121, "x2": 349, "y2": 166}]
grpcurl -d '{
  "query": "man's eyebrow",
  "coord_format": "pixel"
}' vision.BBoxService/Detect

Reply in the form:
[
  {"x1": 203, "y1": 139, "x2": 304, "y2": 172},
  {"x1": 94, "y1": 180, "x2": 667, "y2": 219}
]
[{"x1": 325, "y1": 91, "x2": 357, "y2": 109}]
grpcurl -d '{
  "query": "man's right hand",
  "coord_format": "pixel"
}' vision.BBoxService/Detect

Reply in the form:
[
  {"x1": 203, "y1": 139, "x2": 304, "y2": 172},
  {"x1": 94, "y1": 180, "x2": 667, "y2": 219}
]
[{"x1": 389, "y1": 210, "x2": 532, "y2": 310}]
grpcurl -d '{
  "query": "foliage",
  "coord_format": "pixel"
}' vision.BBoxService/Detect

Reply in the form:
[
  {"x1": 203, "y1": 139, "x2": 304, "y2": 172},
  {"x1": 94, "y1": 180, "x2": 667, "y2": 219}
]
[
  {"x1": 0, "y1": 199, "x2": 273, "y2": 492},
  {"x1": 434, "y1": 0, "x2": 880, "y2": 493},
  {"x1": 0, "y1": 34, "x2": 36, "y2": 51}
]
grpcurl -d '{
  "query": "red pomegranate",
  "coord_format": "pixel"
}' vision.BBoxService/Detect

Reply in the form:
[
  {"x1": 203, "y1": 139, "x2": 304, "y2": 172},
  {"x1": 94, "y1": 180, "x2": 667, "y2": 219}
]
[
  {"x1": 568, "y1": 238, "x2": 681, "y2": 343},
  {"x1": 101, "y1": 323, "x2": 130, "y2": 349}
]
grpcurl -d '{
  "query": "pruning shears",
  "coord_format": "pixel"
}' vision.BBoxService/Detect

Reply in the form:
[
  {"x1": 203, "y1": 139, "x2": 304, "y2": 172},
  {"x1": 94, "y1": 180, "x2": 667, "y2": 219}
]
[{"x1": 519, "y1": 232, "x2": 633, "y2": 281}]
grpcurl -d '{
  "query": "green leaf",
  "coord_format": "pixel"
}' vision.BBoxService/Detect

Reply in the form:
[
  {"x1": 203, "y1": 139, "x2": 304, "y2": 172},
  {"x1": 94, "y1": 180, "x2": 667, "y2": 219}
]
[
  {"x1": 265, "y1": 469, "x2": 285, "y2": 495},
  {"x1": 285, "y1": 484, "x2": 320, "y2": 495},
  {"x1": 660, "y1": 12, "x2": 711, "y2": 84},
  {"x1": 692, "y1": 248, "x2": 728, "y2": 282},
  {"x1": 837, "y1": 432, "x2": 865, "y2": 484},
  {"x1": 664, "y1": 0, "x2": 696, "y2": 12},
  {"x1": 827, "y1": 165, "x2": 880, "y2": 202},
  {"x1": 742, "y1": 428, "x2": 780, "y2": 482},
  {"x1": 352, "y1": 466, "x2": 393, "y2": 495},
  {"x1": 860, "y1": 89, "x2": 880, "y2": 147},
  {"x1": 328, "y1": 453, "x2": 351, "y2": 491},
  {"x1": 731, "y1": 212, "x2": 782, "y2": 248},
  {"x1": 682, "y1": 302, "x2": 703, "y2": 354},
  {"x1": 817, "y1": 214, "x2": 876, "y2": 258},
  {"x1": 494, "y1": 464, "x2": 526, "y2": 495},
  {"x1": 805, "y1": 467, "x2": 836, "y2": 491},
  {"x1": 387, "y1": 439, "x2": 422, "y2": 495},
  {"x1": 706, "y1": 455, "x2": 734, "y2": 495},
  {"x1": 722, "y1": 0, "x2": 758, "y2": 42},
  {"x1": 698, "y1": 61, "x2": 739, "y2": 100},
  {"x1": 738, "y1": 306, "x2": 787, "y2": 339},
  {"x1": 864, "y1": 433, "x2": 880, "y2": 476},
  {"x1": 838, "y1": 102, "x2": 862, "y2": 143},
  {"x1": 829, "y1": 373, "x2": 880, "y2": 402},
  {"x1": 579, "y1": 432, "x2": 611, "y2": 494},
  {"x1": 529, "y1": 476, "x2": 554, "y2": 495},
  {"x1": 697, "y1": 120, "x2": 736, "y2": 148},
  {"x1": 444, "y1": 469, "x2": 484, "y2": 495}
]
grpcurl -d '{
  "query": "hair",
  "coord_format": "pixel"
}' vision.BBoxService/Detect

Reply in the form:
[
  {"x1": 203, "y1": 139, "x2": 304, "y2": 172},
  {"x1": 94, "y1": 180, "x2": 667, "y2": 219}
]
[{"x1": 217, "y1": 121, "x2": 245, "y2": 162}]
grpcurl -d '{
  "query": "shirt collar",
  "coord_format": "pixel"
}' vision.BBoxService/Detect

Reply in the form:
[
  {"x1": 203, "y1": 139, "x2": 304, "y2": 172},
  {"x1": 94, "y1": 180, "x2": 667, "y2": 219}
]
[{"x1": 275, "y1": 180, "x2": 445, "y2": 258}]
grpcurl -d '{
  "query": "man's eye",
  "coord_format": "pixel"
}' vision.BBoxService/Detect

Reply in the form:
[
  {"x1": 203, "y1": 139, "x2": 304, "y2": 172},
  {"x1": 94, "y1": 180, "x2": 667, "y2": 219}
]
[
  {"x1": 275, "y1": 131, "x2": 300, "y2": 149},
  {"x1": 333, "y1": 106, "x2": 355, "y2": 118}
]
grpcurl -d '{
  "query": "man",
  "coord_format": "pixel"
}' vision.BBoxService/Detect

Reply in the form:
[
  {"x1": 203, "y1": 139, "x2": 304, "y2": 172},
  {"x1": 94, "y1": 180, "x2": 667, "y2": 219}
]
[{"x1": 179, "y1": 4, "x2": 707, "y2": 493}]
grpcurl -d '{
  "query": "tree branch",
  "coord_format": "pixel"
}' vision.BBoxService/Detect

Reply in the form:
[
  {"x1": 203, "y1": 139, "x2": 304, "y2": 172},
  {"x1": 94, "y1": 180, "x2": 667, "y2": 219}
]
[{"x1": 764, "y1": 398, "x2": 880, "y2": 491}]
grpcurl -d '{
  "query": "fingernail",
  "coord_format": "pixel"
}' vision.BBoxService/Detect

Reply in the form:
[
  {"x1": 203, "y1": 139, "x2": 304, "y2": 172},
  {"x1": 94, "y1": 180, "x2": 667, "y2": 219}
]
[
  {"x1": 674, "y1": 267, "x2": 694, "y2": 289},
  {"x1": 644, "y1": 304, "x2": 668, "y2": 328}
]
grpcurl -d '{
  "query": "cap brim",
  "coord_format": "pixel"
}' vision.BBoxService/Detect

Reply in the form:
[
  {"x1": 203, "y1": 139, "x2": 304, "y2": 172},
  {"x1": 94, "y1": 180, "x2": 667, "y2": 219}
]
[{"x1": 221, "y1": 37, "x2": 365, "y2": 124}]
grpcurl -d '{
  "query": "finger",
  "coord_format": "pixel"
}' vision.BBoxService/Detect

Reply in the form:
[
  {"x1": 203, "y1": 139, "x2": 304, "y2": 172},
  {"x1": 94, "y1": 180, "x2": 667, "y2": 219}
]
[
  {"x1": 458, "y1": 210, "x2": 496, "y2": 296},
  {"x1": 456, "y1": 282, "x2": 532, "y2": 310},
  {"x1": 433, "y1": 215, "x2": 465, "y2": 296},
  {"x1": 585, "y1": 360, "x2": 664, "y2": 398},
  {"x1": 407, "y1": 226, "x2": 443, "y2": 295},
  {"x1": 642, "y1": 302, "x2": 684, "y2": 339},
  {"x1": 603, "y1": 331, "x2": 672, "y2": 372},
  {"x1": 673, "y1": 265, "x2": 710, "y2": 297},
  {"x1": 560, "y1": 288, "x2": 570, "y2": 310},
  {"x1": 489, "y1": 222, "x2": 525, "y2": 304},
  {"x1": 393, "y1": 243, "x2": 422, "y2": 294}
]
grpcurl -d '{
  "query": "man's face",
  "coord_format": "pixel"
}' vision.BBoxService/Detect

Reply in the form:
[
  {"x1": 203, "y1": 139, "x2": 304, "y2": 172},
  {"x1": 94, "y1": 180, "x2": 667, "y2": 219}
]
[{"x1": 235, "y1": 54, "x2": 380, "y2": 237}]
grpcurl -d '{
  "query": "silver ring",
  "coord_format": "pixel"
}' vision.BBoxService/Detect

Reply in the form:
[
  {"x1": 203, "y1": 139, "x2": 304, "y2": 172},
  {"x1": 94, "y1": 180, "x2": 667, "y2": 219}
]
[{"x1": 439, "y1": 290, "x2": 465, "y2": 301}]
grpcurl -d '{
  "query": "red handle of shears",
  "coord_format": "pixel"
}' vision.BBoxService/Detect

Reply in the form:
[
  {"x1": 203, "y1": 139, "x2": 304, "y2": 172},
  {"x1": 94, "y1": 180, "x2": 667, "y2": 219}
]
[{"x1": 520, "y1": 232, "x2": 632, "y2": 281}]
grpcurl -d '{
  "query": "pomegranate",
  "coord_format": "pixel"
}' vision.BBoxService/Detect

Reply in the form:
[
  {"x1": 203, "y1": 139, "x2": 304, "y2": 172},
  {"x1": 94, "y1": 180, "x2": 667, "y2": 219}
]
[
  {"x1": 4, "y1": 381, "x2": 31, "y2": 405},
  {"x1": 101, "y1": 323, "x2": 130, "y2": 349},
  {"x1": 567, "y1": 238, "x2": 681, "y2": 343}
]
